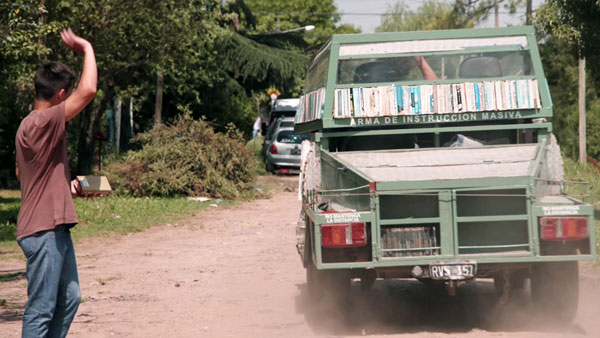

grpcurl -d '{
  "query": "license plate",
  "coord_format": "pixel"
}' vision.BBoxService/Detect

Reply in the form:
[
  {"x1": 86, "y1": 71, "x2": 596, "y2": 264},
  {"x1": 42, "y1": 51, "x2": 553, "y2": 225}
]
[
  {"x1": 429, "y1": 261, "x2": 476, "y2": 280},
  {"x1": 291, "y1": 149, "x2": 300, "y2": 155}
]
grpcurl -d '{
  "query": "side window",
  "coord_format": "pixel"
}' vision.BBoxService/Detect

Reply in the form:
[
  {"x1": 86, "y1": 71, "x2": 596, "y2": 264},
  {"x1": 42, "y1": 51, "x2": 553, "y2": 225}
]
[{"x1": 305, "y1": 48, "x2": 330, "y2": 92}]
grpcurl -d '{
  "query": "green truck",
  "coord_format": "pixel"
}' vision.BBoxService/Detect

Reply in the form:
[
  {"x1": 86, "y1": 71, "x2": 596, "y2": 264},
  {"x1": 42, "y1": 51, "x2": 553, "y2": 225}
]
[{"x1": 295, "y1": 26, "x2": 595, "y2": 321}]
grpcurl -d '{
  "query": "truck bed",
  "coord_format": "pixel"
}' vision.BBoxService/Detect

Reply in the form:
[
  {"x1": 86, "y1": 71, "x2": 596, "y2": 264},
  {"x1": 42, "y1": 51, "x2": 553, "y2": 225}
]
[{"x1": 330, "y1": 144, "x2": 539, "y2": 182}]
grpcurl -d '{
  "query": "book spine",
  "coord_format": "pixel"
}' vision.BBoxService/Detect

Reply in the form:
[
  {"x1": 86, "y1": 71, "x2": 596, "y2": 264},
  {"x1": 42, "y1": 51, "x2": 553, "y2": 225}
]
[
  {"x1": 396, "y1": 85, "x2": 403, "y2": 115},
  {"x1": 460, "y1": 83, "x2": 467, "y2": 112},
  {"x1": 433, "y1": 84, "x2": 439, "y2": 114},
  {"x1": 446, "y1": 84, "x2": 453, "y2": 114},
  {"x1": 474, "y1": 83, "x2": 481, "y2": 111},
  {"x1": 429, "y1": 85, "x2": 434, "y2": 114},
  {"x1": 456, "y1": 84, "x2": 464, "y2": 113},
  {"x1": 532, "y1": 80, "x2": 541, "y2": 108},
  {"x1": 420, "y1": 86, "x2": 429, "y2": 114},
  {"x1": 404, "y1": 87, "x2": 410, "y2": 114},
  {"x1": 494, "y1": 81, "x2": 503, "y2": 111},
  {"x1": 389, "y1": 86, "x2": 398, "y2": 115}
]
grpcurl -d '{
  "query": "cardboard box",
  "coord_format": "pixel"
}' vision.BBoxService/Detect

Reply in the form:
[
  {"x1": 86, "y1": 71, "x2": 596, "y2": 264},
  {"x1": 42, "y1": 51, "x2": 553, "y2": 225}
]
[{"x1": 76, "y1": 175, "x2": 112, "y2": 194}]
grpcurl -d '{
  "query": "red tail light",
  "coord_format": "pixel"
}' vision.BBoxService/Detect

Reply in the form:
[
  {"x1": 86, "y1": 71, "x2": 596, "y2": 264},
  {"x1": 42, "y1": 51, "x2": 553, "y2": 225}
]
[
  {"x1": 277, "y1": 168, "x2": 289, "y2": 174},
  {"x1": 321, "y1": 222, "x2": 366, "y2": 248},
  {"x1": 269, "y1": 144, "x2": 277, "y2": 154},
  {"x1": 540, "y1": 216, "x2": 588, "y2": 241}
]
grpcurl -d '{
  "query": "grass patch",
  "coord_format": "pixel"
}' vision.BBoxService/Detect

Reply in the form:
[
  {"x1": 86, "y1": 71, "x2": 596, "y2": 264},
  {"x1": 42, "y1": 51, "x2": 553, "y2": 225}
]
[
  {"x1": 563, "y1": 157, "x2": 600, "y2": 262},
  {"x1": 247, "y1": 136, "x2": 267, "y2": 176},
  {"x1": 70, "y1": 195, "x2": 228, "y2": 242},
  {"x1": 0, "y1": 191, "x2": 226, "y2": 259}
]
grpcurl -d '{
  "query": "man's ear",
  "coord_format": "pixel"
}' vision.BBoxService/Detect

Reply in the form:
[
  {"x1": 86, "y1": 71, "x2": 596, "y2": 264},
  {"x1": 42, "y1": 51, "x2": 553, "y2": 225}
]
[
  {"x1": 48, "y1": 88, "x2": 66, "y2": 105},
  {"x1": 57, "y1": 88, "x2": 67, "y2": 102}
]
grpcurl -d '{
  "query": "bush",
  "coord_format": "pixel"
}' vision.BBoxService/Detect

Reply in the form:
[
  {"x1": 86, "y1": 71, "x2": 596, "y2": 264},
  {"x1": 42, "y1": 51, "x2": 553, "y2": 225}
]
[{"x1": 104, "y1": 112, "x2": 258, "y2": 198}]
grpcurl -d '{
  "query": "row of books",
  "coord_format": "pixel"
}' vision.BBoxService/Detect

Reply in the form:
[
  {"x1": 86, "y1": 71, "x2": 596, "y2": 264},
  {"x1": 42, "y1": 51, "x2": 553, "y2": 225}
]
[
  {"x1": 332, "y1": 79, "x2": 541, "y2": 118},
  {"x1": 296, "y1": 88, "x2": 325, "y2": 124}
]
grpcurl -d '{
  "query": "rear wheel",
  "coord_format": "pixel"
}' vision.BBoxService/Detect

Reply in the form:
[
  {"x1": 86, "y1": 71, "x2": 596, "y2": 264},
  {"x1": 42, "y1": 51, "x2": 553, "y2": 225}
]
[
  {"x1": 265, "y1": 160, "x2": 275, "y2": 173},
  {"x1": 306, "y1": 258, "x2": 351, "y2": 302},
  {"x1": 493, "y1": 270, "x2": 527, "y2": 296},
  {"x1": 531, "y1": 261, "x2": 579, "y2": 322}
]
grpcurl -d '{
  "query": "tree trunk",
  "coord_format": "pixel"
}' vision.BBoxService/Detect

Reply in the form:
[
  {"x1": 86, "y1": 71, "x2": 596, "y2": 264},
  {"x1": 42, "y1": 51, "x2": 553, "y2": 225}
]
[
  {"x1": 114, "y1": 97, "x2": 122, "y2": 153},
  {"x1": 578, "y1": 57, "x2": 586, "y2": 165},
  {"x1": 76, "y1": 105, "x2": 101, "y2": 175},
  {"x1": 129, "y1": 98, "x2": 134, "y2": 136},
  {"x1": 155, "y1": 72, "x2": 163, "y2": 125}
]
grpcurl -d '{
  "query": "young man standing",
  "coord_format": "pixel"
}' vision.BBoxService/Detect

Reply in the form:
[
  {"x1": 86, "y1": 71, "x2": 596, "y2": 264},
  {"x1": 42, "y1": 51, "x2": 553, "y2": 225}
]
[{"x1": 15, "y1": 28, "x2": 97, "y2": 338}]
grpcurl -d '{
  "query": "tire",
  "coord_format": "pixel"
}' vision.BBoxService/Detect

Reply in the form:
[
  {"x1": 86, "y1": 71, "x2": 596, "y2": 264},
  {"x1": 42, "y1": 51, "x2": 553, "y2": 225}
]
[
  {"x1": 545, "y1": 133, "x2": 564, "y2": 195},
  {"x1": 306, "y1": 258, "x2": 351, "y2": 302},
  {"x1": 359, "y1": 269, "x2": 377, "y2": 292},
  {"x1": 493, "y1": 270, "x2": 527, "y2": 296},
  {"x1": 531, "y1": 261, "x2": 579, "y2": 323},
  {"x1": 265, "y1": 160, "x2": 275, "y2": 173}
]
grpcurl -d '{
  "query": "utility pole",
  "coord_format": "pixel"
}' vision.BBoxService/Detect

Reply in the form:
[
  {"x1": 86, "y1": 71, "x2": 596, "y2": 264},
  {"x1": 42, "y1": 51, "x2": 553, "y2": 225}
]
[
  {"x1": 494, "y1": 0, "x2": 499, "y2": 27},
  {"x1": 578, "y1": 57, "x2": 586, "y2": 165},
  {"x1": 526, "y1": 0, "x2": 532, "y2": 25}
]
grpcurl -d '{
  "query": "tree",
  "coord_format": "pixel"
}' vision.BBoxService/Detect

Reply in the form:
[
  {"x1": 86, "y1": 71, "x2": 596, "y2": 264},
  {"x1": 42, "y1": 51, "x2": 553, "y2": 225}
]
[
  {"x1": 534, "y1": 0, "x2": 600, "y2": 162},
  {"x1": 223, "y1": 0, "x2": 360, "y2": 121},
  {"x1": 41, "y1": 0, "x2": 226, "y2": 173},
  {"x1": 0, "y1": 0, "x2": 340, "y2": 182},
  {"x1": 243, "y1": 0, "x2": 360, "y2": 46},
  {"x1": 376, "y1": 0, "x2": 525, "y2": 32},
  {"x1": 0, "y1": 0, "x2": 62, "y2": 186},
  {"x1": 376, "y1": 0, "x2": 492, "y2": 32}
]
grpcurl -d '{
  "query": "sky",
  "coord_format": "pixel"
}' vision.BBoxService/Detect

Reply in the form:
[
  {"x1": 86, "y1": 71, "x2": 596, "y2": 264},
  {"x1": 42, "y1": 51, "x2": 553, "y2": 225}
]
[{"x1": 333, "y1": 0, "x2": 546, "y2": 33}]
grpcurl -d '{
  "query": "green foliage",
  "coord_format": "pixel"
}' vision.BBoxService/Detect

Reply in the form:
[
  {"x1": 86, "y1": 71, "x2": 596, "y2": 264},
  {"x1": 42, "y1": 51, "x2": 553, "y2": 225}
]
[
  {"x1": 104, "y1": 111, "x2": 258, "y2": 198},
  {"x1": 0, "y1": 189, "x2": 217, "y2": 257},
  {"x1": 563, "y1": 157, "x2": 600, "y2": 260},
  {"x1": 219, "y1": 31, "x2": 310, "y2": 83},
  {"x1": 1, "y1": 0, "x2": 335, "y2": 183},
  {"x1": 242, "y1": 0, "x2": 361, "y2": 45},
  {"x1": 0, "y1": 190, "x2": 20, "y2": 241},
  {"x1": 376, "y1": 0, "x2": 497, "y2": 32},
  {"x1": 376, "y1": 0, "x2": 529, "y2": 32},
  {"x1": 534, "y1": 0, "x2": 600, "y2": 59},
  {"x1": 0, "y1": 1, "x2": 63, "y2": 187},
  {"x1": 538, "y1": 34, "x2": 600, "y2": 161},
  {"x1": 534, "y1": 0, "x2": 600, "y2": 93}
]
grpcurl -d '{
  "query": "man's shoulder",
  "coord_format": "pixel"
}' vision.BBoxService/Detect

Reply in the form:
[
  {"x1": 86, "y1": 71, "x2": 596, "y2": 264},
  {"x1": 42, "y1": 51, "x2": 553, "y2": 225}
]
[
  {"x1": 16, "y1": 102, "x2": 66, "y2": 145},
  {"x1": 19, "y1": 103, "x2": 65, "y2": 130}
]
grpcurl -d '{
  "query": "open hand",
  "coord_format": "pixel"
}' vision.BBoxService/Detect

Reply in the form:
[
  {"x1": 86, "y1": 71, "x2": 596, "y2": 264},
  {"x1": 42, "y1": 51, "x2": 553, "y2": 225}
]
[{"x1": 61, "y1": 28, "x2": 91, "y2": 53}]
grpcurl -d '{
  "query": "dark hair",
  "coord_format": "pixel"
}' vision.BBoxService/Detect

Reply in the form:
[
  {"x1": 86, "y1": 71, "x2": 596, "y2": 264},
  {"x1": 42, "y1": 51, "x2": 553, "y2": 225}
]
[{"x1": 34, "y1": 62, "x2": 76, "y2": 101}]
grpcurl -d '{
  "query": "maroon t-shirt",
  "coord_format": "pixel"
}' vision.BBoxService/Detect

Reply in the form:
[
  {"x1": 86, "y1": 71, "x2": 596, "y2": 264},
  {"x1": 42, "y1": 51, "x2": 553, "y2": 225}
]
[{"x1": 15, "y1": 102, "x2": 78, "y2": 240}]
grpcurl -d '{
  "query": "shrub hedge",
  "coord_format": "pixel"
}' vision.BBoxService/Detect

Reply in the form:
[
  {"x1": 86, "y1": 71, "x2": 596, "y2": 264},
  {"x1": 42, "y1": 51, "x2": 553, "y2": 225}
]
[{"x1": 104, "y1": 113, "x2": 258, "y2": 198}]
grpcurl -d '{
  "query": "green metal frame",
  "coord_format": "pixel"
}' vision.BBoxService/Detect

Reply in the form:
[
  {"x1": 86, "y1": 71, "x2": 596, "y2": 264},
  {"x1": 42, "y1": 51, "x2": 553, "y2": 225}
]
[
  {"x1": 295, "y1": 26, "x2": 553, "y2": 134},
  {"x1": 297, "y1": 26, "x2": 596, "y2": 271}
]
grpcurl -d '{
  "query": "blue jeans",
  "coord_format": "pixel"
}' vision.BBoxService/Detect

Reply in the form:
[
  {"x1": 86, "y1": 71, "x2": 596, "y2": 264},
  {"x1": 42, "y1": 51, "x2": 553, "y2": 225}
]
[{"x1": 18, "y1": 226, "x2": 80, "y2": 338}]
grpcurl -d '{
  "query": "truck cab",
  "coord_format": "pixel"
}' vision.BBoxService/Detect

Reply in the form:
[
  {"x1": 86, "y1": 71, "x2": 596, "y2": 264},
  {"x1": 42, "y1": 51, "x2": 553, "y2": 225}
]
[{"x1": 295, "y1": 26, "x2": 595, "y2": 321}]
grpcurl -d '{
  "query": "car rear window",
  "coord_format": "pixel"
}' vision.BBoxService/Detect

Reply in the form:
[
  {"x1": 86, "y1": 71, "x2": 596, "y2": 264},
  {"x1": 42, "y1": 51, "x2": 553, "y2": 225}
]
[
  {"x1": 271, "y1": 110, "x2": 296, "y2": 120},
  {"x1": 276, "y1": 130, "x2": 310, "y2": 144}
]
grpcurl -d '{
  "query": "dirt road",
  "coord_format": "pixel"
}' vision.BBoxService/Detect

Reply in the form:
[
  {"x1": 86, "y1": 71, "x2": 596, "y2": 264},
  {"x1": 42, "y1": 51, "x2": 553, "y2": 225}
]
[{"x1": 1, "y1": 175, "x2": 600, "y2": 337}]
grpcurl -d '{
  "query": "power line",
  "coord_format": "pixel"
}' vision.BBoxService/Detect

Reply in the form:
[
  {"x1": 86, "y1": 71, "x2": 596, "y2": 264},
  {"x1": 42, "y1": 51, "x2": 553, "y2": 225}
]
[{"x1": 253, "y1": 10, "x2": 532, "y2": 17}]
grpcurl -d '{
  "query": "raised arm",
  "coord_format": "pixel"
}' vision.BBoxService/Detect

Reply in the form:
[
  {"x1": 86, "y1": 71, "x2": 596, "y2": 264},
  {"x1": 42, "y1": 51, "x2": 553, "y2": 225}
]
[
  {"x1": 61, "y1": 28, "x2": 97, "y2": 122},
  {"x1": 415, "y1": 56, "x2": 438, "y2": 81}
]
